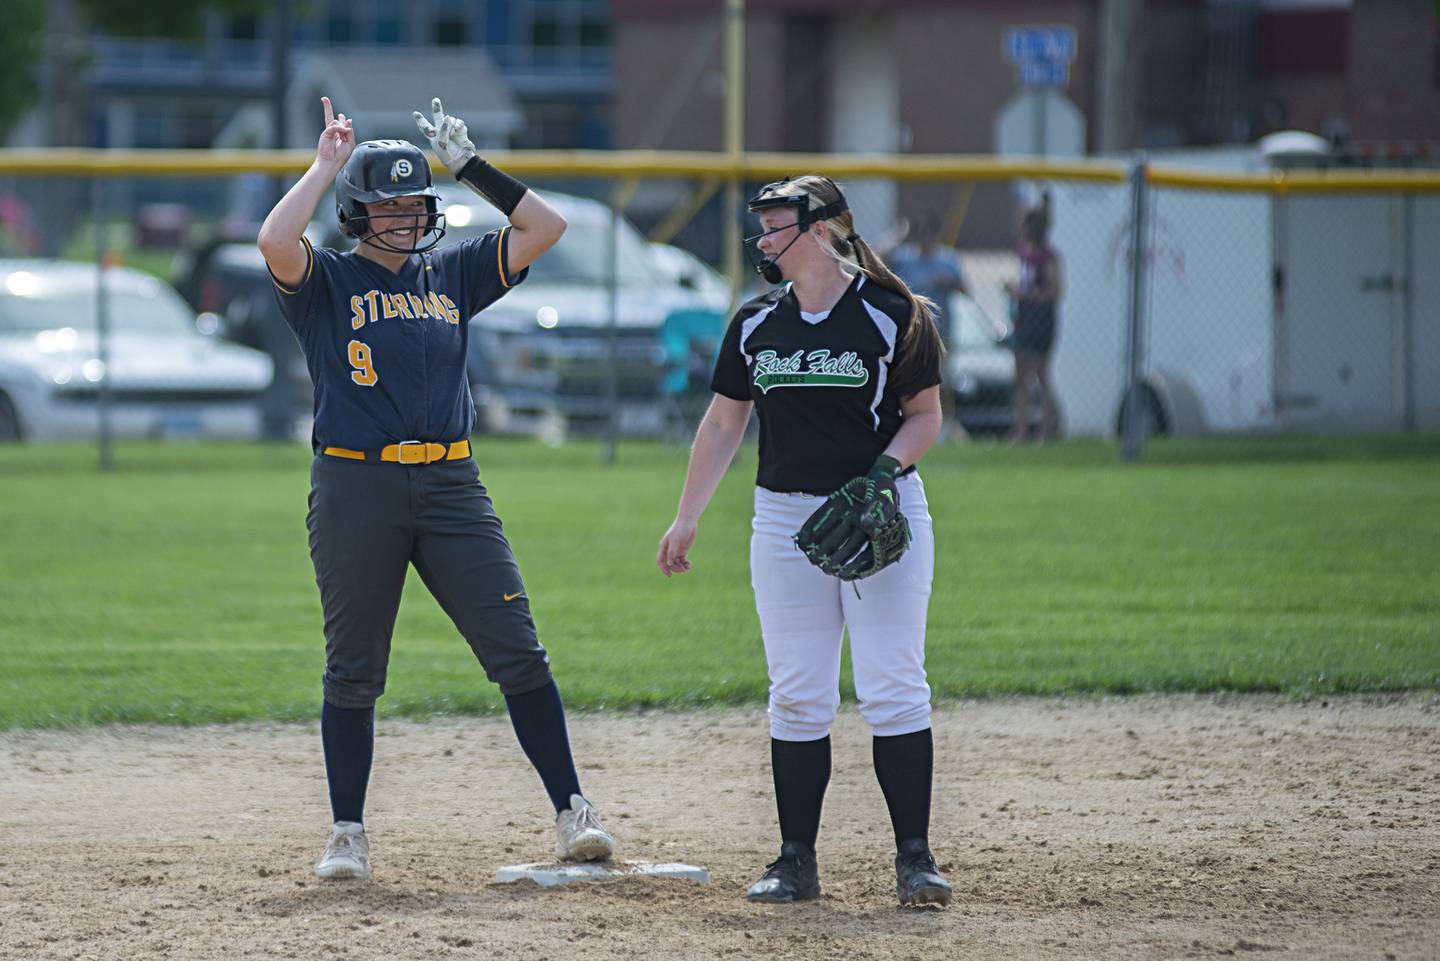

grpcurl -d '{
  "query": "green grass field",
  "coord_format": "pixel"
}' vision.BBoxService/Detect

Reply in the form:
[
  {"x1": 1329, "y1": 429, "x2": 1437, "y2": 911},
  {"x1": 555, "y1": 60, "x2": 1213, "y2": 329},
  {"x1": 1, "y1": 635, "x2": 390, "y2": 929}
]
[{"x1": 1, "y1": 434, "x2": 1437, "y2": 730}]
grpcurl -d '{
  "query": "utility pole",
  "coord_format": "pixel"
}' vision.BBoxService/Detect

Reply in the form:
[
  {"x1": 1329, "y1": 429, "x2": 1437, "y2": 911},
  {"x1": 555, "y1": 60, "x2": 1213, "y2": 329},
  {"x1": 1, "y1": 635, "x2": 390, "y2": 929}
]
[
  {"x1": 1096, "y1": 0, "x2": 1142, "y2": 152},
  {"x1": 271, "y1": 0, "x2": 292, "y2": 205},
  {"x1": 723, "y1": 0, "x2": 744, "y2": 316},
  {"x1": 39, "y1": 0, "x2": 86, "y2": 256}
]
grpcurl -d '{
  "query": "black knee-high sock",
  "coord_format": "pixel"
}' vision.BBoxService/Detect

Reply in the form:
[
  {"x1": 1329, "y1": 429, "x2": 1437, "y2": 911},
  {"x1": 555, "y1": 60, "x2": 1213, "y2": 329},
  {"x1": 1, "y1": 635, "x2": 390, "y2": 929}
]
[
  {"x1": 772, "y1": 736, "x2": 831, "y2": 850},
  {"x1": 873, "y1": 728, "x2": 933, "y2": 846},
  {"x1": 504, "y1": 680, "x2": 582, "y2": 814},
  {"x1": 321, "y1": 701, "x2": 374, "y2": 825}
]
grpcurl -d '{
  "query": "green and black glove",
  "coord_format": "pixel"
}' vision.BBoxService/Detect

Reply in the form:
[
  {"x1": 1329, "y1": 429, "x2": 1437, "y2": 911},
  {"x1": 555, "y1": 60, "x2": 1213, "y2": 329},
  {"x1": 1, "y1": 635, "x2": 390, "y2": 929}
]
[{"x1": 793, "y1": 455, "x2": 912, "y2": 581}]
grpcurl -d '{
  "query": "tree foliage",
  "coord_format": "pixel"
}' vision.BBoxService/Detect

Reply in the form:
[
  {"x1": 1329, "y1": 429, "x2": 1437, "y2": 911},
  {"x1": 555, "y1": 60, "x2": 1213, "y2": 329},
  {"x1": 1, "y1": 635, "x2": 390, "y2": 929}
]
[
  {"x1": 73, "y1": 0, "x2": 273, "y2": 40},
  {"x1": 0, "y1": 0, "x2": 45, "y2": 140},
  {"x1": 0, "y1": 0, "x2": 282, "y2": 141}
]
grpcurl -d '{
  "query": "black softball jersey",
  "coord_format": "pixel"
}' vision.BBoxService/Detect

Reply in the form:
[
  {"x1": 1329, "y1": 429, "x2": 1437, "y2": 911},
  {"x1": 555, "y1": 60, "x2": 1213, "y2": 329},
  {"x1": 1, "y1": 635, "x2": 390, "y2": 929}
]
[{"x1": 710, "y1": 274, "x2": 942, "y2": 495}]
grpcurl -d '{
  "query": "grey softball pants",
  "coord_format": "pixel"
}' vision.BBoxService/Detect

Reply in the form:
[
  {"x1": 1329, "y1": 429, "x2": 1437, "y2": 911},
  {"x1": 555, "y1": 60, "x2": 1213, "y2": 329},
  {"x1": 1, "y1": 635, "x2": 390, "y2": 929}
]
[{"x1": 306, "y1": 454, "x2": 552, "y2": 709}]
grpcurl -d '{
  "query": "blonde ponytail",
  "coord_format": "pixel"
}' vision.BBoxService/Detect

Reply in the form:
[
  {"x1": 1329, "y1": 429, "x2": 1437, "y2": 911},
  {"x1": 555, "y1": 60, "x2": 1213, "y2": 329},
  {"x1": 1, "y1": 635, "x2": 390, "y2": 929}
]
[
  {"x1": 847, "y1": 234, "x2": 945, "y2": 392},
  {"x1": 789, "y1": 175, "x2": 945, "y2": 391}
]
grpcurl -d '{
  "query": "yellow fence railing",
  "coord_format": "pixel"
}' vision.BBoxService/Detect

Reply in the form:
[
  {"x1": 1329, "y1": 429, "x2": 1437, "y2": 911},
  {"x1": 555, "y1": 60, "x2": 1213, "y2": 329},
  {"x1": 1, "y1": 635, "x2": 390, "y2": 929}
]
[{"x1": 2, "y1": 148, "x2": 1438, "y2": 194}]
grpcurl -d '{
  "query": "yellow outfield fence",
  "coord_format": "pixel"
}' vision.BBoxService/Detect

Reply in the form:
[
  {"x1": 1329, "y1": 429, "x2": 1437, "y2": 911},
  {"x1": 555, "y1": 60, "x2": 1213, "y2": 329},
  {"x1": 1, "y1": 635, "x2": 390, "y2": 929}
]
[
  {"x1": 6, "y1": 148, "x2": 1440, "y2": 193},
  {"x1": 0, "y1": 149, "x2": 1129, "y2": 181}
]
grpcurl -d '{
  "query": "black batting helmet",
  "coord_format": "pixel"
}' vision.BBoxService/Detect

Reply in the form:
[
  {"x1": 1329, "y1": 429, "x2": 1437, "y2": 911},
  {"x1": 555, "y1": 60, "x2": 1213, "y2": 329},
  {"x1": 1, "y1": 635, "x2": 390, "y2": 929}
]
[{"x1": 334, "y1": 140, "x2": 445, "y2": 252}]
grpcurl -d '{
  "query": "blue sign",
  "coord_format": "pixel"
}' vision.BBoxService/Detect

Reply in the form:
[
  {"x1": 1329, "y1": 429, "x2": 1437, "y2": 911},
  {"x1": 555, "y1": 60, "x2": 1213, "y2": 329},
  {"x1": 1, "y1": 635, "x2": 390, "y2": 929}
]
[
  {"x1": 1018, "y1": 59, "x2": 1069, "y2": 87},
  {"x1": 1005, "y1": 25, "x2": 1077, "y2": 87},
  {"x1": 1005, "y1": 26, "x2": 1077, "y2": 63}
]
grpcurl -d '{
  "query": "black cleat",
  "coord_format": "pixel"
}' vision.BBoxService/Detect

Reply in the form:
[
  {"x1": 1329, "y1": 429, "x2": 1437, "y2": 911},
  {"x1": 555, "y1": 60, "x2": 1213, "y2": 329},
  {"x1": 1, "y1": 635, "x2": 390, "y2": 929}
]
[
  {"x1": 746, "y1": 841, "x2": 821, "y2": 903},
  {"x1": 896, "y1": 838, "x2": 952, "y2": 907}
]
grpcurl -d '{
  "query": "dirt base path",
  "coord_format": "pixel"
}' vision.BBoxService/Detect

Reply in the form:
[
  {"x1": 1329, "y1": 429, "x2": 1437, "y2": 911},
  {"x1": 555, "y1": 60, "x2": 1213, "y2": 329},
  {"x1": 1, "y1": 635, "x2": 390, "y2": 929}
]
[{"x1": 1, "y1": 695, "x2": 1437, "y2": 961}]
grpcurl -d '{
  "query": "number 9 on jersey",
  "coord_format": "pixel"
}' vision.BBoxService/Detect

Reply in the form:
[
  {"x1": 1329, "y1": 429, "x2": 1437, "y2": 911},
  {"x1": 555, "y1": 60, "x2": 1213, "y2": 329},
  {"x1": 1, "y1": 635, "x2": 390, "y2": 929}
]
[{"x1": 348, "y1": 340, "x2": 378, "y2": 386}]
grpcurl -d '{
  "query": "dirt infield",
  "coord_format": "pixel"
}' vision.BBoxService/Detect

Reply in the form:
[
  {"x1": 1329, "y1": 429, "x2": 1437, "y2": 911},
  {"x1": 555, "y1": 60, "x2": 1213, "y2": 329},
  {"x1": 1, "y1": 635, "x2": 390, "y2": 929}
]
[{"x1": 1, "y1": 695, "x2": 1436, "y2": 961}]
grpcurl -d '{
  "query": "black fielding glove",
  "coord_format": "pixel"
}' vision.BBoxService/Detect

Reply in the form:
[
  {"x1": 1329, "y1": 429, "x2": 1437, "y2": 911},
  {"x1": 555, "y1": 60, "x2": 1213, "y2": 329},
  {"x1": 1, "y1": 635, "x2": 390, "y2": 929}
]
[{"x1": 793, "y1": 455, "x2": 911, "y2": 581}]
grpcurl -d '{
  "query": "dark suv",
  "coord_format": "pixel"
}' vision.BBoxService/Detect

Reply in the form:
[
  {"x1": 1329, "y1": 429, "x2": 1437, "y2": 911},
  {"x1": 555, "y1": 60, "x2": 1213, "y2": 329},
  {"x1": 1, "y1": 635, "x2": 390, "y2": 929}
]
[{"x1": 171, "y1": 234, "x2": 316, "y2": 440}]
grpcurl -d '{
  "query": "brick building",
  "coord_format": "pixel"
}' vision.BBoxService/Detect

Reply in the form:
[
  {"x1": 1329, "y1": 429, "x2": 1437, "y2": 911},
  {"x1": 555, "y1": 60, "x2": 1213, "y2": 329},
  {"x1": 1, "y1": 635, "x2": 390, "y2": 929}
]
[{"x1": 612, "y1": 0, "x2": 1440, "y2": 248}]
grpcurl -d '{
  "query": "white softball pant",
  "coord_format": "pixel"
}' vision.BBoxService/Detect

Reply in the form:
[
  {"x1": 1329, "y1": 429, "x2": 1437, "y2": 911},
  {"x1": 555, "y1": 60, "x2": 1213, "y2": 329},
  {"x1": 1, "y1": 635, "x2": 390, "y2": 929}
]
[{"x1": 750, "y1": 472, "x2": 935, "y2": 741}]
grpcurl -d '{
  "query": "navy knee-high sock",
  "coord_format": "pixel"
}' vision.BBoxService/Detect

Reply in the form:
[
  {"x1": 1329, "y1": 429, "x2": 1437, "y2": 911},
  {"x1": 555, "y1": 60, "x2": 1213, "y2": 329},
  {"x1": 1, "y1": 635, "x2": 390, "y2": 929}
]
[
  {"x1": 321, "y1": 701, "x2": 374, "y2": 825},
  {"x1": 873, "y1": 728, "x2": 933, "y2": 846},
  {"x1": 504, "y1": 680, "x2": 582, "y2": 813}
]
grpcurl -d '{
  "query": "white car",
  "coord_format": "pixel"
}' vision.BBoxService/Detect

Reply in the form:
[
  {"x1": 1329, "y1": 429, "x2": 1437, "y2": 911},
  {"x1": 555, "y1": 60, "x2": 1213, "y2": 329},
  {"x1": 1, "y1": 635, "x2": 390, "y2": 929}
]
[
  {"x1": 648, "y1": 241, "x2": 732, "y2": 307},
  {"x1": 0, "y1": 260, "x2": 273, "y2": 442}
]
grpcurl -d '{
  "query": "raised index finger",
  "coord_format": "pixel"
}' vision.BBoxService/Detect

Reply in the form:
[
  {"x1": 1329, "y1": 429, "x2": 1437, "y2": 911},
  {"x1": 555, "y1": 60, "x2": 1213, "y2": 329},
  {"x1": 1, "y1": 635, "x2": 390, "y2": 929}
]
[{"x1": 322, "y1": 96, "x2": 335, "y2": 126}]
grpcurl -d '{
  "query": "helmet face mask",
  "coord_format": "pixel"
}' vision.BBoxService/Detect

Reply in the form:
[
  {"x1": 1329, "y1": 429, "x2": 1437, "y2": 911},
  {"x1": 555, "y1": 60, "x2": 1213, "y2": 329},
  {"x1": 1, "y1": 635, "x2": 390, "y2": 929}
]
[
  {"x1": 335, "y1": 140, "x2": 447, "y2": 253},
  {"x1": 744, "y1": 178, "x2": 849, "y2": 284}
]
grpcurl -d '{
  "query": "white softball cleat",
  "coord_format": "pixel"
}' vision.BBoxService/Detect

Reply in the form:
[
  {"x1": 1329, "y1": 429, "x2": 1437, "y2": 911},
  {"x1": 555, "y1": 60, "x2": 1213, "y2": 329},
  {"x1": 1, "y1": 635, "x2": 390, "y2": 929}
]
[
  {"x1": 315, "y1": 821, "x2": 370, "y2": 880},
  {"x1": 555, "y1": 794, "x2": 614, "y2": 862}
]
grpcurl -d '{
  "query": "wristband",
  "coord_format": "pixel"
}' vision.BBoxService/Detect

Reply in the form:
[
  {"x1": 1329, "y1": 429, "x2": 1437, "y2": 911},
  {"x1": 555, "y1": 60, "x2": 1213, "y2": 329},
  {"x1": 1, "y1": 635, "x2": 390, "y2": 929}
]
[
  {"x1": 871, "y1": 454, "x2": 902, "y2": 478},
  {"x1": 456, "y1": 156, "x2": 529, "y2": 216}
]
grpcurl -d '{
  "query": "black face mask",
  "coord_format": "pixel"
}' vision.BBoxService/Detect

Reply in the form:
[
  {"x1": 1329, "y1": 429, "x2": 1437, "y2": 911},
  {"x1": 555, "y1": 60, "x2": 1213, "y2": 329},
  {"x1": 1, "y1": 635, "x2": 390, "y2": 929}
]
[
  {"x1": 744, "y1": 220, "x2": 809, "y2": 285},
  {"x1": 743, "y1": 190, "x2": 850, "y2": 285},
  {"x1": 358, "y1": 212, "x2": 447, "y2": 254}
]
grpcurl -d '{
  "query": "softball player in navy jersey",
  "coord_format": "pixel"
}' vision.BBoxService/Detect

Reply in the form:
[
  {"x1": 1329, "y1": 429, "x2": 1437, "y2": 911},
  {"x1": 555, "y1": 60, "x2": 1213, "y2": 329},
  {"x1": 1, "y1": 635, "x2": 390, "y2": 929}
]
[
  {"x1": 657, "y1": 176, "x2": 953, "y2": 906},
  {"x1": 258, "y1": 96, "x2": 613, "y2": 881}
]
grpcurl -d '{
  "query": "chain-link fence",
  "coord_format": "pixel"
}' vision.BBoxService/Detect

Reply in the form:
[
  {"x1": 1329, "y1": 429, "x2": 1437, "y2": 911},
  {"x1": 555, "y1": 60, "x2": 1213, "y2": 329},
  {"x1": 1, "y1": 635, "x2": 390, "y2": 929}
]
[
  {"x1": 1046, "y1": 169, "x2": 1440, "y2": 451},
  {"x1": 0, "y1": 154, "x2": 1435, "y2": 462}
]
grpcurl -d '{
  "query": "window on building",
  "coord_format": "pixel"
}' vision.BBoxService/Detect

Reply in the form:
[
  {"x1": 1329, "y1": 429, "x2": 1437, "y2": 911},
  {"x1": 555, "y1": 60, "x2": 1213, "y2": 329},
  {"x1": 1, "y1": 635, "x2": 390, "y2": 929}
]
[
  {"x1": 133, "y1": 110, "x2": 170, "y2": 150},
  {"x1": 226, "y1": 14, "x2": 260, "y2": 42},
  {"x1": 327, "y1": 16, "x2": 354, "y2": 43},
  {"x1": 578, "y1": 7, "x2": 607, "y2": 48},
  {"x1": 180, "y1": 110, "x2": 215, "y2": 149},
  {"x1": 527, "y1": 0, "x2": 609, "y2": 50},
  {"x1": 432, "y1": 0, "x2": 472, "y2": 46},
  {"x1": 434, "y1": 17, "x2": 469, "y2": 45},
  {"x1": 374, "y1": 16, "x2": 404, "y2": 44},
  {"x1": 531, "y1": 5, "x2": 562, "y2": 49},
  {"x1": 512, "y1": 97, "x2": 608, "y2": 150},
  {"x1": 486, "y1": 2, "x2": 511, "y2": 46},
  {"x1": 126, "y1": 108, "x2": 215, "y2": 149}
]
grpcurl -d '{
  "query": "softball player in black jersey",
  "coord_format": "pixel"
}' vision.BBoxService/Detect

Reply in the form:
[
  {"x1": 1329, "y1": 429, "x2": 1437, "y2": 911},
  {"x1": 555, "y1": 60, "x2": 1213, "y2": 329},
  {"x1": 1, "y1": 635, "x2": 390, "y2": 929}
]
[
  {"x1": 657, "y1": 176, "x2": 953, "y2": 907},
  {"x1": 258, "y1": 96, "x2": 613, "y2": 881}
]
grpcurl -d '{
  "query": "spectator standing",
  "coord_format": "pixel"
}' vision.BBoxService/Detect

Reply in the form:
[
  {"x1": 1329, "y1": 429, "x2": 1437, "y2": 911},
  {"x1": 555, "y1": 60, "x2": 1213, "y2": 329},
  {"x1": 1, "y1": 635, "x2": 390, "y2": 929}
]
[
  {"x1": 887, "y1": 216, "x2": 968, "y2": 348},
  {"x1": 1004, "y1": 200, "x2": 1062, "y2": 443}
]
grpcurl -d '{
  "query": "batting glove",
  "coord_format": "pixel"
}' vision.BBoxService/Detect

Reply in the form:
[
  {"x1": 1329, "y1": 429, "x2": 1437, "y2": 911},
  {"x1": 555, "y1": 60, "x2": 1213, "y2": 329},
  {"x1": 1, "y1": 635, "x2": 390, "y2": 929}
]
[{"x1": 413, "y1": 98, "x2": 477, "y2": 176}]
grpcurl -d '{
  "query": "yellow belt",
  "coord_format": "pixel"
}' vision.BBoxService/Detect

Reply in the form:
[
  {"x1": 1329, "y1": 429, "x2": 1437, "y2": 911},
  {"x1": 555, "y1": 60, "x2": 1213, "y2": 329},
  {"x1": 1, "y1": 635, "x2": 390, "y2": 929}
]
[{"x1": 323, "y1": 439, "x2": 472, "y2": 465}]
